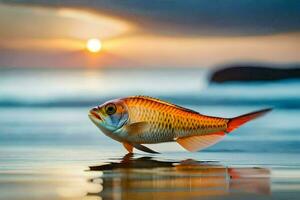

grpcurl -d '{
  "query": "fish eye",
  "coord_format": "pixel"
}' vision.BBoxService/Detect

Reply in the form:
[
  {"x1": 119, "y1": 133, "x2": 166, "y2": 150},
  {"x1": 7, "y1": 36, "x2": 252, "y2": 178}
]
[{"x1": 105, "y1": 103, "x2": 117, "y2": 115}]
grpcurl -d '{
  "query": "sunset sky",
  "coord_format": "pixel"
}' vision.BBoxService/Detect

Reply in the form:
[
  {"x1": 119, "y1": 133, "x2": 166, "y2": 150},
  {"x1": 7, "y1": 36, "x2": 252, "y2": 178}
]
[{"x1": 0, "y1": 0, "x2": 299, "y2": 68}]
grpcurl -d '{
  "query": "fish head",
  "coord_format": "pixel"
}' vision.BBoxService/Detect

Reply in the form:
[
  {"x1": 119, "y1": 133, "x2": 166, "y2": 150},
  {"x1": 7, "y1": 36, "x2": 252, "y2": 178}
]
[{"x1": 88, "y1": 99, "x2": 129, "y2": 132}]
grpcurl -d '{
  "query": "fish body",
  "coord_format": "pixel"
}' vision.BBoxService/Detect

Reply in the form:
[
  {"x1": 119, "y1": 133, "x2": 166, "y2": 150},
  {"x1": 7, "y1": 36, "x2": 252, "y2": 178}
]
[
  {"x1": 89, "y1": 96, "x2": 271, "y2": 153},
  {"x1": 121, "y1": 96, "x2": 228, "y2": 143}
]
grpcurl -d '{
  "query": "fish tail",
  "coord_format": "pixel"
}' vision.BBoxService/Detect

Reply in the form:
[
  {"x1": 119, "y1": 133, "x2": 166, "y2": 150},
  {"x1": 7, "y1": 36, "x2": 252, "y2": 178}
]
[{"x1": 226, "y1": 108, "x2": 272, "y2": 133}]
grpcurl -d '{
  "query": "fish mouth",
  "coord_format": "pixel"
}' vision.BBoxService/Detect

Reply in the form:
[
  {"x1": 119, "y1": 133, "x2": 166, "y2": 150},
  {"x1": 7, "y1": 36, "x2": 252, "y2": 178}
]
[{"x1": 89, "y1": 110, "x2": 103, "y2": 121}]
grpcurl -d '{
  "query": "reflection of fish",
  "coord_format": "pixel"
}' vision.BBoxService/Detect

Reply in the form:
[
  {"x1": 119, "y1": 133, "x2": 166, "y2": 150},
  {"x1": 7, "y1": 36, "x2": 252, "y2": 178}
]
[
  {"x1": 89, "y1": 96, "x2": 271, "y2": 153},
  {"x1": 87, "y1": 156, "x2": 270, "y2": 199}
]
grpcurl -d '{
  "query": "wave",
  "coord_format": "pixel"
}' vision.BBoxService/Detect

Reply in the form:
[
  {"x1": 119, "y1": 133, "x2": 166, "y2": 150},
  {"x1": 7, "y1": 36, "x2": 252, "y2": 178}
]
[
  {"x1": 1, "y1": 95, "x2": 300, "y2": 109},
  {"x1": 1, "y1": 68, "x2": 300, "y2": 109}
]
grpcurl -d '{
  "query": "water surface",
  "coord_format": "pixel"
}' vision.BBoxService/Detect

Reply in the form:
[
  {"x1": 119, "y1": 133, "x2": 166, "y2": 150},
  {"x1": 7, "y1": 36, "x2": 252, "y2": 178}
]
[{"x1": 1, "y1": 68, "x2": 300, "y2": 199}]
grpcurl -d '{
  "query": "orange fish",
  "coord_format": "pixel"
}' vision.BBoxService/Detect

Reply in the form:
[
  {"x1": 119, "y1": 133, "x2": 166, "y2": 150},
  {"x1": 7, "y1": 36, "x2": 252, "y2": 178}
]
[{"x1": 88, "y1": 96, "x2": 271, "y2": 153}]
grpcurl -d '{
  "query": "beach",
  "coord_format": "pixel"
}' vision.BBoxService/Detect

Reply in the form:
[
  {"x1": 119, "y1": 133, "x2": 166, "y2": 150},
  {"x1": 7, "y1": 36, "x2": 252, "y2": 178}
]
[
  {"x1": 1, "y1": 0, "x2": 300, "y2": 199},
  {"x1": 1, "y1": 68, "x2": 300, "y2": 200}
]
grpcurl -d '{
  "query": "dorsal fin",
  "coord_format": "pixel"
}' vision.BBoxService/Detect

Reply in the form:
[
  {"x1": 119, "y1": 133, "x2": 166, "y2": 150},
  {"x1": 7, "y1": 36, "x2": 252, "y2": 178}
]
[{"x1": 127, "y1": 95, "x2": 200, "y2": 114}]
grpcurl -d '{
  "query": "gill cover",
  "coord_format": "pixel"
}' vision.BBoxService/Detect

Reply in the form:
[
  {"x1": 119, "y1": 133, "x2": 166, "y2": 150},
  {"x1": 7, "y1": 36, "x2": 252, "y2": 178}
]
[{"x1": 98, "y1": 99, "x2": 129, "y2": 131}]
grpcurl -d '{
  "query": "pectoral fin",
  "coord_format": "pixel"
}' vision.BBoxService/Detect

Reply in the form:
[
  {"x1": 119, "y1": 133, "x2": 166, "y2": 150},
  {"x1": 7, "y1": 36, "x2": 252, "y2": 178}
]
[
  {"x1": 123, "y1": 142, "x2": 133, "y2": 153},
  {"x1": 177, "y1": 132, "x2": 225, "y2": 152},
  {"x1": 124, "y1": 122, "x2": 150, "y2": 135},
  {"x1": 132, "y1": 143, "x2": 159, "y2": 154}
]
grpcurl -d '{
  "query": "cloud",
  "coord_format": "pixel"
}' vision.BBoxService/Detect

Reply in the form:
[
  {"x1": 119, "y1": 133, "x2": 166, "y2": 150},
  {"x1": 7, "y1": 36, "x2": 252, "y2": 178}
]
[
  {"x1": 0, "y1": 0, "x2": 299, "y2": 68},
  {"x1": 2, "y1": 0, "x2": 300, "y2": 36},
  {"x1": 1, "y1": 33, "x2": 299, "y2": 68}
]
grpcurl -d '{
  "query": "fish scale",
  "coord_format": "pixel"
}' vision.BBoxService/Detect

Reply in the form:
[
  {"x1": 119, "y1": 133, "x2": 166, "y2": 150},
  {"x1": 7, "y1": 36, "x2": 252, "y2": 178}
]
[{"x1": 123, "y1": 96, "x2": 228, "y2": 143}]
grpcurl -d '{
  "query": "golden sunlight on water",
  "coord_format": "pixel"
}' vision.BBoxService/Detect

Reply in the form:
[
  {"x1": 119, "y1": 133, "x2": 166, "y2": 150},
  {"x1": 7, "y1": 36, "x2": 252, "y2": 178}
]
[
  {"x1": 87, "y1": 155, "x2": 271, "y2": 200},
  {"x1": 0, "y1": 166, "x2": 102, "y2": 200},
  {"x1": 2, "y1": 149, "x2": 300, "y2": 200},
  {"x1": 0, "y1": 154, "x2": 273, "y2": 200}
]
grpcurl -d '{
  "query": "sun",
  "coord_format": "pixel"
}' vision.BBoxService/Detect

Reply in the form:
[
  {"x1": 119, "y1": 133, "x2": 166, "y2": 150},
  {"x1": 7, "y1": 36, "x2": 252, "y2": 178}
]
[{"x1": 86, "y1": 38, "x2": 102, "y2": 53}]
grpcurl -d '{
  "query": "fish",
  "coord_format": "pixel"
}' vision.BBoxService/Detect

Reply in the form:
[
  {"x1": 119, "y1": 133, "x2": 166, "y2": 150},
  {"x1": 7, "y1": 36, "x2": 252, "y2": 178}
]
[{"x1": 88, "y1": 96, "x2": 271, "y2": 154}]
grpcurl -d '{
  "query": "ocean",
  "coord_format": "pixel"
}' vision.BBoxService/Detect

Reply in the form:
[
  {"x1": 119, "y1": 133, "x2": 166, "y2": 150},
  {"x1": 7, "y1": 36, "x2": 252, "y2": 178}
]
[{"x1": 0, "y1": 68, "x2": 300, "y2": 200}]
